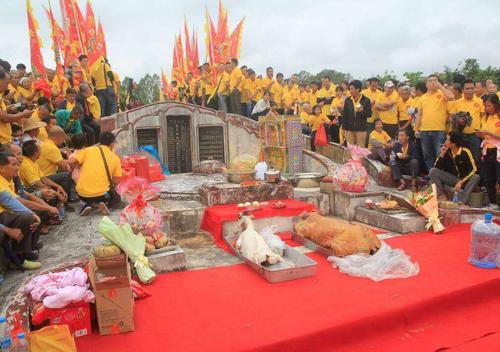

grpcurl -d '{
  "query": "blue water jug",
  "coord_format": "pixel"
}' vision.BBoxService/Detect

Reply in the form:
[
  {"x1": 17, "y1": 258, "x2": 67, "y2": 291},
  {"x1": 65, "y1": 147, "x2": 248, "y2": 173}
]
[{"x1": 469, "y1": 213, "x2": 500, "y2": 268}]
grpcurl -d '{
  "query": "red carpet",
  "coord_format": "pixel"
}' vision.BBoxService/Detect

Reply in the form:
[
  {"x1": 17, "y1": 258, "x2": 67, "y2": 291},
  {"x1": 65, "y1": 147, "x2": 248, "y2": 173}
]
[{"x1": 76, "y1": 224, "x2": 500, "y2": 352}]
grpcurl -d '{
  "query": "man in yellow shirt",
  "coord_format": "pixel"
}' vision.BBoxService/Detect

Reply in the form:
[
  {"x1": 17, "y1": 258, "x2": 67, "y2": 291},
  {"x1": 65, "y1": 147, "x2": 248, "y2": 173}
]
[
  {"x1": 78, "y1": 82, "x2": 101, "y2": 146},
  {"x1": 375, "y1": 81, "x2": 400, "y2": 138},
  {"x1": 244, "y1": 69, "x2": 261, "y2": 117},
  {"x1": 475, "y1": 80, "x2": 487, "y2": 100},
  {"x1": 19, "y1": 140, "x2": 68, "y2": 205},
  {"x1": 362, "y1": 77, "x2": 383, "y2": 136},
  {"x1": 282, "y1": 79, "x2": 299, "y2": 115},
  {"x1": 229, "y1": 59, "x2": 244, "y2": 115},
  {"x1": 261, "y1": 67, "x2": 275, "y2": 94},
  {"x1": 415, "y1": 75, "x2": 455, "y2": 171},
  {"x1": 448, "y1": 79, "x2": 484, "y2": 166},
  {"x1": 300, "y1": 103, "x2": 312, "y2": 135},
  {"x1": 31, "y1": 97, "x2": 52, "y2": 142},
  {"x1": 271, "y1": 73, "x2": 285, "y2": 114},
  {"x1": 70, "y1": 132, "x2": 122, "y2": 216},
  {"x1": 57, "y1": 87, "x2": 78, "y2": 111},
  {"x1": 36, "y1": 126, "x2": 73, "y2": 206},
  {"x1": 309, "y1": 81, "x2": 319, "y2": 107},
  {"x1": 397, "y1": 85, "x2": 415, "y2": 132},
  {"x1": 90, "y1": 59, "x2": 118, "y2": 117},
  {"x1": 217, "y1": 63, "x2": 231, "y2": 112},
  {"x1": 0, "y1": 70, "x2": 33, "y2": 144},
  {"x1": 0, "y1": 153, "x2": 41, "y2": 270},
  {"x1": 317, "y1": 77, "x2": 336, "y2": 117}
]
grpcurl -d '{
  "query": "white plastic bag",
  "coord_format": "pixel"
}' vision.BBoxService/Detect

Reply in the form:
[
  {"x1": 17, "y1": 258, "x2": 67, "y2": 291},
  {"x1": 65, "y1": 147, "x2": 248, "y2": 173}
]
[
  {"x1": 327, "y1": 242, "x2": 419, "y2": 281},
  {"x1": 255, "y1": 162, "x2": 268, "y2": 181},
  {"x1": 260, "y1": 226, "x2": 285, "y2": 256}
]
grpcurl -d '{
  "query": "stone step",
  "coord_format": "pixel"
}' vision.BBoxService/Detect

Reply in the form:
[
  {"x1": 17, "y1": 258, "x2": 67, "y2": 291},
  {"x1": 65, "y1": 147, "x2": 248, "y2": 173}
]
[
  {"x1": 355, "y1": 207, "x2": 427, "y2": 234},
  {"x1": 293, "y1": 187, "x2": 330, "y2": 214}
]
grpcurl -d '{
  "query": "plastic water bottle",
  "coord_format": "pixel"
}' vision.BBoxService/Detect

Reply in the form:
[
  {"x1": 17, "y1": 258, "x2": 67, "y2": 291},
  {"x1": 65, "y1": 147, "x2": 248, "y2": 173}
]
[
  {"x1": 1, "y1": 337, "x2": 12, "y2": 352},
  {"x1": 15, "y1": 333, "x2": 28, "y2": 352},
  {"x1": 469, "y1": 213, "x2": 500, "y2": 268},
  {"x1": 0, "y1": 316, "x2": 11, "y2": 350},
  {"x1": 452, "y1": 191, "x2": 459, "y2": 204}
]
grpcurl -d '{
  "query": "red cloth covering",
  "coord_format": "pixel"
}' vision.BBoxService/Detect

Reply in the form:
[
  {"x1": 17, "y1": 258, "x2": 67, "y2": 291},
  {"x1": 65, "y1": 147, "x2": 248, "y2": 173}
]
[
  {"x1": 77, "y1": 224, "x2": 500, "y2": 352},
  {"x1": 199, "y1": 199, "x2": 316, "y2": 251}
]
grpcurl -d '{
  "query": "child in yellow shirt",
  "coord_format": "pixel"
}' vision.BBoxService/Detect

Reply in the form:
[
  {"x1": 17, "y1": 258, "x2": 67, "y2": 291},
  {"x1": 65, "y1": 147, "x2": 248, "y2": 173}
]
[
  {"x1": 368, "y1": 119, "x2": 394, "y2": 163},
  {"x1": 309, "y1": 105, "x2": 332, "y2": 151}
]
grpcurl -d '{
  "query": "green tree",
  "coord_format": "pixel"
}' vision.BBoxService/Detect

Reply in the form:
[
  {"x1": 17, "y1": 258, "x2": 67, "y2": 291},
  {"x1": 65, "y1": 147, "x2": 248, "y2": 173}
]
[
  {"x1": 376, "y1": 70, "x2": 398, "y2": 86},
  {"x1": 403, "y1": 71, "x2": 424, "y2": 85},
  {"x1": 135, "y1": 74, "x2": 161, "y2": 104}
]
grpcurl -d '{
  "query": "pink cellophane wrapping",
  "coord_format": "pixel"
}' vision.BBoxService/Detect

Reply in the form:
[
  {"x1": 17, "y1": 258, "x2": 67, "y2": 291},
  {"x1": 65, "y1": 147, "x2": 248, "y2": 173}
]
[
  {"x1": 332, "y1": 144, "x2": 371, "y2": 193},
  {"x1": 116, "y1": 177, "x2": 160, "y2": 202}
]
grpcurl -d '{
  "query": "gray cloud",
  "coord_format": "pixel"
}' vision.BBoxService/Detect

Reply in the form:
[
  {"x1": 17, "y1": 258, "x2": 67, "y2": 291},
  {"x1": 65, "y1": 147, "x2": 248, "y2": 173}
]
[{"x1": 2, "y1": 0, "x2": 499, "y2": 80}]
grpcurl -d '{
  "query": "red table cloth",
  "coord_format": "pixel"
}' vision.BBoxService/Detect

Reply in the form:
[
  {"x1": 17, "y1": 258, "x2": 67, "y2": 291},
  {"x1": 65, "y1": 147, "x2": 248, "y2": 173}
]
[{"x1": 200, "y1": 199, "x2": 316, "y2": 249}]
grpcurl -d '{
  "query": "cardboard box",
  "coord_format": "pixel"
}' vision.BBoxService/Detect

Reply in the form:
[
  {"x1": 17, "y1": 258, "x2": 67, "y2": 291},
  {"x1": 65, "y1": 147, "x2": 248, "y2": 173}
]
[
  {"x1": 48, "y1": 301, "x2": 91, "y2": 338},
  {"x1": 89, "y1": 256, "x2": 135, "y2": 335}
]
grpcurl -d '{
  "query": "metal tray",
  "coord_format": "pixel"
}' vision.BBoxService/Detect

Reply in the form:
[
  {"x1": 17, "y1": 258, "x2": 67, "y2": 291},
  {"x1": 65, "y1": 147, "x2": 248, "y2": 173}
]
[
  {"x1": 291, "y1": 233, "x2": 335, "y2": 257},
  {"x1": 224, "y1": 235, "x2": 318, "y2": 283}
]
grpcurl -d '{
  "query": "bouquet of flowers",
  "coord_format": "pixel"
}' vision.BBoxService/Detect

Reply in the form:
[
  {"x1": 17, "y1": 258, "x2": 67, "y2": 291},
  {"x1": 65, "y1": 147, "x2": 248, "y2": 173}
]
[
  {"x1": 409, "y1": 184, "x2": 445, "y2": 233},
  {"x1": 332, "y1": 144, "x2": 371, "y2": 193}
]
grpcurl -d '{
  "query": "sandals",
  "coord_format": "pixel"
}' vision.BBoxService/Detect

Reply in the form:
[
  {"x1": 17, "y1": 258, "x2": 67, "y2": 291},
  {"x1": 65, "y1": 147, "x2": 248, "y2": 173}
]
[{"x1": 411, "y1": 178, "x2": 418, "y2": 193}]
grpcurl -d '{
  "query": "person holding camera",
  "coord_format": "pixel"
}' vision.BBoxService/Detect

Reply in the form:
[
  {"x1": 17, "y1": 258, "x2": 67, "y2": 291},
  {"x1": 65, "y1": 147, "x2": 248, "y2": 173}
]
[{"x1": 429, "y1": 131, "x2": 480, "y2": 205}]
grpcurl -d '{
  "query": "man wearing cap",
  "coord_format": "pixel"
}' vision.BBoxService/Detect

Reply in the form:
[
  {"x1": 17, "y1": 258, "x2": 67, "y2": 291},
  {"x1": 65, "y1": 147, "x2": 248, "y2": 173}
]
[
  {"x1": 375, "y1": 81, "x2": 400, "y2": 138},
  {"x1": 36, "y1": 126, "x2": 73, "y2": 210},
  {"x1": 20, "y1": 117, "x2": 46, "y2": 145}
]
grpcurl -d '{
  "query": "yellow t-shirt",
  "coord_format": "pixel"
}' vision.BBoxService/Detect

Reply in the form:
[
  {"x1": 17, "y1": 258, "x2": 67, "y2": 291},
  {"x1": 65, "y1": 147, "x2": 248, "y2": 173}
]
[
  {"x1": 309, "y1": 113, "x2": 330, "y2": 132},
  {"x1": 368, "y1": 129, "x2": 392, "y2": 149},
  {"x1": 37, "y1": 139, "x2": 63, "y2": 176},
  {"x1": 91, "y1": 61, "x2": 114, "y2": 90},
  {"x1": 244, "y1": 79, "x2": 261, "y2": 102},
  {"x1": 299, "y1": 111, "x2": 311, "y2": 125},
  {"x1": 481, "y1": 114, "x2": 500, "y2": 149},
  {"x1": 240, "y1": 77, "x2": 248, "y2": 103},
  {"x1": 362, "y1": 88, "x2": 383, "y2": 123},
  {"x1": 229, "y1": 67, "x2": 244, "y2": 91},
  {"x1": 0, "y1": 174, "x2": 17, "y2": 214},
  {"x1": 309, "y1": 91, "x2": 318, "y2": 107},
  {"x1": 397, "y1": 96, "x2": 415, "y2": 122},
  {"x1": 0, "y1": 100, "x2": 12, "y2": 144},
  {"x1": 19, "y1": 156, "x2": 44, "y2": 187},
  {"x1": 449, "y1": 96, "x2": 484, "y2": 134},
  {"x1": 271, "y1": 83, "x2": 284, "y2": 108},
  {"x1": 31, "y1": 109, "x2": 48, "y2": 142},
  {"x1": 261, "y1": 77, "x2": 275, "y2": 93},
  {"x1": 282, "y1": 87, "x2": 299, "y2": 109},
  {"x1": 74, "y1": 145, "x2": 123, "y2": 197},
  {"x1": 219, "y1": 72, "x2": 230, "y2": 96},
  {"x1": 15, "y1": 86, "x2": 37, "y2": 103},
  {"x1": 317, "y1": 85, "x2": 337, "y2": 116},
  {"x1": 87, "y1": 95, "x2": 101, "y2": 120},
  {"x1": 377, "y1": 91, "x2": 399, "y2": 125},
  {"x1": 330, "y1": 96, "x2": 344, "y2": 115},
  {"x1": 201, "y1": 73, "x2": 214, "y2": 96},
  {"x1": 417, "y1": 91, "x2": 449, "y2": 131}
]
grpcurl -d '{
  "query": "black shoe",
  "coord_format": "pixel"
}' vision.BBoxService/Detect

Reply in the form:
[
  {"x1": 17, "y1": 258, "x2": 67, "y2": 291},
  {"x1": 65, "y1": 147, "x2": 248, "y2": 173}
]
[
  {"x1": 79, "y1": 204, "x2": 93, "y2": 216},
  {"x1": 32, "y1": 242, "x2": 43, "y2": 251},
  {"x1": 24, "y1": 252, "x2": 39, "y2": 261},
  {"x1": 65, "y1": 204, "x2": 76, "y2": 213}
]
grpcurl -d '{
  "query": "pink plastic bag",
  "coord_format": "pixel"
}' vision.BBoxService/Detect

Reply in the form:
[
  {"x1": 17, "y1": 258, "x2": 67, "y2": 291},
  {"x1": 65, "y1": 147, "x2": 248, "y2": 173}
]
[
  {"x1": 116, "y1": 177, "x2": 160, "y2": 202},
  {"x1": 333, "y1": 144, "x2": 370, "y2": 193}
]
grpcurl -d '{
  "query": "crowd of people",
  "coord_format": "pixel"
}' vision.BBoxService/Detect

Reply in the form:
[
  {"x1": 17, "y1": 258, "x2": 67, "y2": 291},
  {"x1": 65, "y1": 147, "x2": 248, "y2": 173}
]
[
  {"x1": 173, "y1": 60, "x2": 500, "y2": 208},
  {"x1": 0, "y1": 57, "x2": 123, "y2": 279}
]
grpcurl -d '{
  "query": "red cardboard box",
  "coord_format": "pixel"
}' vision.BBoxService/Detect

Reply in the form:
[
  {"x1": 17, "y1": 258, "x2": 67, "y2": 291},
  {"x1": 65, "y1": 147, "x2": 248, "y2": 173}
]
[{"x1": 48, "y1": 301, "x2": 91, "y2": 338}]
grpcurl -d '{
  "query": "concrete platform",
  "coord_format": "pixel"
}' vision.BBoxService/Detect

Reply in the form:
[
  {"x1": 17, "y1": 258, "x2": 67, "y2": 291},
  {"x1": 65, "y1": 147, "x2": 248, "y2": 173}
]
[
  {"x1": 150, "y1": 199, "x2": 206, "y2": 235},
  {"x1": 293, "y1": 187, "x2": 330, "y2": 214},
  {"x1": 155, "y1": 173, "x2": 227, "y2": 201},
  {"x1": 355, "y1": 207, "x2": 427, "y2": 234}
]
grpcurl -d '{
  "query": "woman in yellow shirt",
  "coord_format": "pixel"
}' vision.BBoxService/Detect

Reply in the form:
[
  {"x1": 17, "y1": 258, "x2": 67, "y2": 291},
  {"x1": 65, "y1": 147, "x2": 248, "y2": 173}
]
[
  {"x1": 309, "y1": 104, "x2": 332, "y2": 151},
  {"x1": 477, "y1": 94, "x2": 500, "y2": 207},
  {"x1": 15, "y1": 77, "x2": 38, "y2": 106},
  {"x1": 367, "y1": 119, "x2": 393, "y2": 163}
]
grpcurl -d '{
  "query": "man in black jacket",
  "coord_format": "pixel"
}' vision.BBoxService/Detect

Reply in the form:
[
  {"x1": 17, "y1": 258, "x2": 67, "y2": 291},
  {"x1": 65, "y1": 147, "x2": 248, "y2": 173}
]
[
  {"x1": 429, "y1": 131, "x2": 480, "y2": 204},
  {"x1": 343, "y1": 80, "x2": 372, "y2": 147}
]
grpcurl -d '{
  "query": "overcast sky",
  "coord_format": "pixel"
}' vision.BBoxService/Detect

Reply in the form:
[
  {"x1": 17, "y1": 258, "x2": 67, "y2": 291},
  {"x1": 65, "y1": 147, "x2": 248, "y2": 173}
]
[{"x1": 2, "y1": 0, "x2": 499, "y2": 80}]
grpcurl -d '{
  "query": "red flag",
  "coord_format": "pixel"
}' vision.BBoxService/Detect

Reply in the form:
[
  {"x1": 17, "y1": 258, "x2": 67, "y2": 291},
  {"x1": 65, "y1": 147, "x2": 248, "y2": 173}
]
[
  {"x1": 204, "y1": 9, "x2": 218, "y2": 85},
  {"x1": 97, "y1": 19, "x2": 107, "y2": 59},
  {"x1": 26, "y1": 0, "x2": 51, "y2": 98},
  {"x1": 171, "y1": 44, "x2": 183, "y2": 85},
  {"x1": 45, "y1": 3, "x2": 65, "y2": 77},
  {"x1": 193, "y1": 30, "x2": 200, "y2": 72},
  {"x1": 72, "y1": 0, "x2": 88, "y2": 55},
  {"x1": 229, "y1": 18, "x2": 244, "y2": 59},
  {"x1": 176, "y1": 34, "x2": 186, "y2": 82},
  {"x1": 86, "y1": 0, "x2": 101, "y2": 68},
  {"x1": 62, "y1": 0, "x2": 83, "y2": 65},
  {"x1": 184, "y1": 18, "x2": 193, "y2": 75},
  {"x1": 161, "y1": 68, "x2": 172, "y2": 100}
]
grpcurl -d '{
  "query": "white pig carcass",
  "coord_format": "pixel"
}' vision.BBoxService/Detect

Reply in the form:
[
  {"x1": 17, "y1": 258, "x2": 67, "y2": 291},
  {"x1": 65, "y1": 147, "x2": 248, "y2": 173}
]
[{"x1": 236, "y1": 216, "x2": 281, "y2": 265}]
